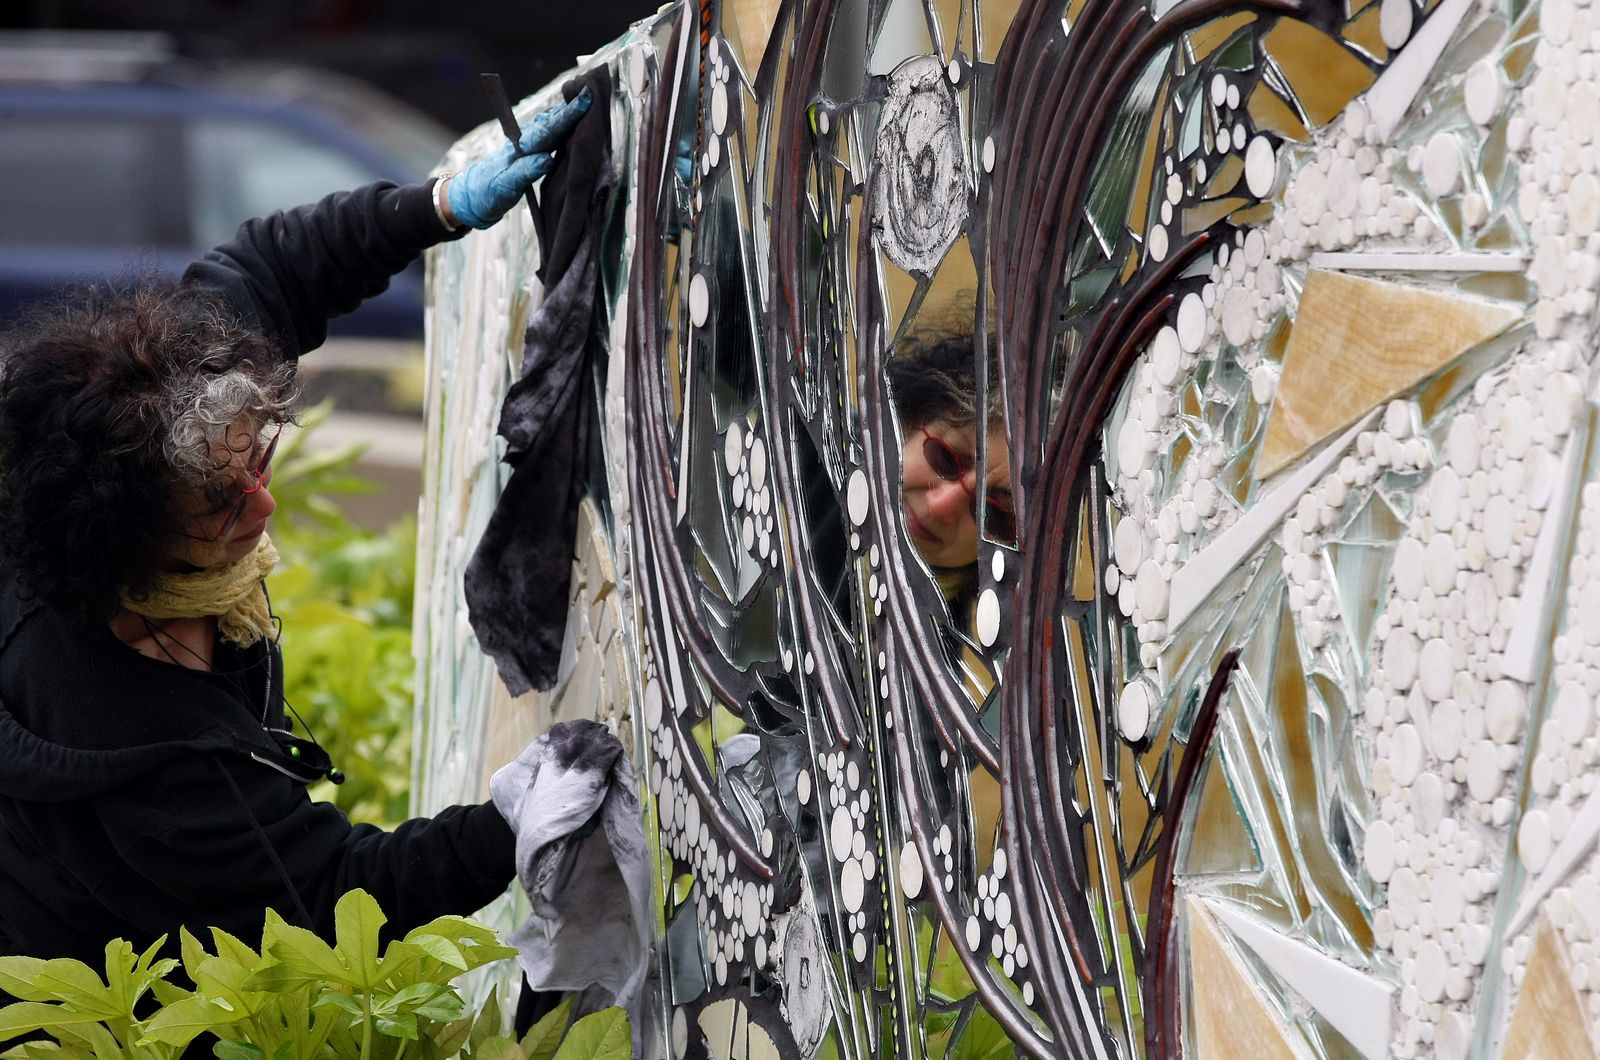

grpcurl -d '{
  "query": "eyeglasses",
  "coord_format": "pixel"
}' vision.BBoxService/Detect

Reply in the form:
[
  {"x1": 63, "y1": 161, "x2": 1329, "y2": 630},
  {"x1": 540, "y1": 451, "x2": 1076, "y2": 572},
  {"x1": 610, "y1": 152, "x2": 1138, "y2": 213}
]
[
  {"x1": 919, "y1": 429, "x2": 1017, "y2": 543},
  {"x1": 213, "y1": 427, "x2": 281, "y2": 541}
]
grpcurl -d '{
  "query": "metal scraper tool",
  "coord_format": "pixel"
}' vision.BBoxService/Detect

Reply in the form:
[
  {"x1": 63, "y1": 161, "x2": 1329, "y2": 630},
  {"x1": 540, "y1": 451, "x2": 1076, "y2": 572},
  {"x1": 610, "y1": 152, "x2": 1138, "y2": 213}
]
[{"x1": 479, "y1": 72, "x2": 539, "y2": 222}]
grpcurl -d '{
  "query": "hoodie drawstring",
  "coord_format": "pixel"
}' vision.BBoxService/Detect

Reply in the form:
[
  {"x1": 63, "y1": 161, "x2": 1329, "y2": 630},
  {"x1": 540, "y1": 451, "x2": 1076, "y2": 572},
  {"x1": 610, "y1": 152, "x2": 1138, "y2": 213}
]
[{"x1": 210, "y1": 756, "x2": 315, "y2": 930}]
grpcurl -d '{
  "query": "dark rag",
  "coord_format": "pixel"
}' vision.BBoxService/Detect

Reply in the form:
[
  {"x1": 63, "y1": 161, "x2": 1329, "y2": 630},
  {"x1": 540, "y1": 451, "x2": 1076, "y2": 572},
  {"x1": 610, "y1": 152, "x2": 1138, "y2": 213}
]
[
  {"x1": 490, "y1": 720, "x2": 651, "y2": 1043},
  {"x1": 466, "y1": 69, "x2": 615, "y2": 695}
]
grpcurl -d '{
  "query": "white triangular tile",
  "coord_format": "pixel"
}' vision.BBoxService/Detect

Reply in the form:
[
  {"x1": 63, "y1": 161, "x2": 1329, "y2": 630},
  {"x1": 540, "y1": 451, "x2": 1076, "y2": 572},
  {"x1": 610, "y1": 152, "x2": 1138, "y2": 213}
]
[{"x1": 1206, "y1": 899, "x2": 1394, "y2": 1060}]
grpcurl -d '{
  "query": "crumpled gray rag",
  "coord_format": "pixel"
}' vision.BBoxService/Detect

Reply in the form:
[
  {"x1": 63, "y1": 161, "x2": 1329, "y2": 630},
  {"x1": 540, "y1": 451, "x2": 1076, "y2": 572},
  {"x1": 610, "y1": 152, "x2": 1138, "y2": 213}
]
[{"x1": 490, "y1": 719, "x2": 652, "y2": 1036}]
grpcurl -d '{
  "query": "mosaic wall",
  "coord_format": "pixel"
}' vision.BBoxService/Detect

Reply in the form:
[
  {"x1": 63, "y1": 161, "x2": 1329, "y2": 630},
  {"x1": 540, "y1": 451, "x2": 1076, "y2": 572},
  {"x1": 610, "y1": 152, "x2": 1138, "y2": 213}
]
[{"x1": 414, "y1": 0, "x2": 1600, "y2": 1055}]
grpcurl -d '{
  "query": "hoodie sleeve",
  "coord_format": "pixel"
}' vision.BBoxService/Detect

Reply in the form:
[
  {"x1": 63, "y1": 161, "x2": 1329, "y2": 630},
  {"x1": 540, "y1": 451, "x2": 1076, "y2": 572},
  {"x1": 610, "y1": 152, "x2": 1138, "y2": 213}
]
[
  {"x1": 180, "y1": 180, "x2": 467, "y2": 360},
  {"x1": 98, "y1": 754, "x2": 514, "y2": 944}
]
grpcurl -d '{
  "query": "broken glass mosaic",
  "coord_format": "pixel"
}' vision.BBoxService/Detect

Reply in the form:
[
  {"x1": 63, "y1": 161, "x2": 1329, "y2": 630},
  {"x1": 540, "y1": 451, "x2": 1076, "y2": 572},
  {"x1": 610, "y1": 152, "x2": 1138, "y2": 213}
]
[{"x1": 414, "y1": 0, "x2": 1600, "y2": 1055}]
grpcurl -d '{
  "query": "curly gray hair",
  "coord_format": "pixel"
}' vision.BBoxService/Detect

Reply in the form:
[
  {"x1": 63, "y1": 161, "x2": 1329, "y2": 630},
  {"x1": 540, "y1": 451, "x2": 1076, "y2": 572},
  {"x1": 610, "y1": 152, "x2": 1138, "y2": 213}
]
[{"x1": 161, "y1": 361, "x2": 298, "y2": 484}]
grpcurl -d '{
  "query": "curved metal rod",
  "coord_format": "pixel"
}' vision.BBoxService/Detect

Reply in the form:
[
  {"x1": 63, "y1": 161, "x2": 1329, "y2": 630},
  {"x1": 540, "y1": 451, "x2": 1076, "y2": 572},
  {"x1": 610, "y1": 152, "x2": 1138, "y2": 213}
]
[
  {"x1": 1002, "y1": 0, "x2": 1302, "y2": 506},
  {"x1": 761, "y1": 0, "x2": 860, "y2": 749},
  {"x1": 855, "y1": 208, "x2": 1003, "y2": 774},
  {"x1": 881, "y1": 634, "x2": 1056, "y2": 1057},
  {"x1": 1144, "y1": 648, "x2": 1240, "y2": 1058},
  {"x1": 624, "y1": 13, "x2": 773, "y2": 879},
  {"x1": 997, "y1": 230, "x2": 1211, "y2": 1053}
]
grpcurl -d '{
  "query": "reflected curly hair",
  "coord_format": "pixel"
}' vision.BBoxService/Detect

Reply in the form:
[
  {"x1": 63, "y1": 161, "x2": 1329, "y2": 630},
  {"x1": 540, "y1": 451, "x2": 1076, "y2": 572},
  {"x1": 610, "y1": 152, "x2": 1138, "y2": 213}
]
[
  {"x1": 0, "y1": 281, "x2": 296, "y2": 621},
  {"x1": 887, "y1": 329, "x2": 1001, "y2": 431}
]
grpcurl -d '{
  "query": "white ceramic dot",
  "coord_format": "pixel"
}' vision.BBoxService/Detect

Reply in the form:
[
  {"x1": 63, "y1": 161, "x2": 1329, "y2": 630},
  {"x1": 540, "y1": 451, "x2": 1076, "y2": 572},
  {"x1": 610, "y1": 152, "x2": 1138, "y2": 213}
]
[
  {"x1": 900, "y1": 842, "x2": 923, "y2": 898},
  {"x1": 1430, "y1": 466, "x2": 1462, "y2": 531},
  {"x1": 1419, "y1": 638, "x2": 1453, "y2": 702},
  {"x1": 1393, "y1": 537, "x2": 1425, "y2": 599},
  {"x1": 1117, "y1": 417, "x2": 1152, "y2": 477},
  {"x1": 1391, "y1": 723, "x2": 1424, "y2": 786},
  {"x1": 1135, "y1": 559, "x2": 1170, "y2": 620},
  {"x1": 1366, "y1": 818, "x2": 1397, "y2": 882},
  {"x1": 1424, "y1": 533, "x2": 1456, "y2": 597},
  {"x1": 841, "y1": 857, "x2": 865, "y2": 913},
  {"x1": 724, "y1": 423, "x2": 743, "y2": 475},
  {"x1": 1380, "y1": 0, "x2": 1413, "y2": 49},
  {"x1": 847, "y1": 469, "x2": 870, "y2": 525},
  {"x1": 1542, "y1": 372, "x2": 1584, "y2": 436},
  {"x1": 976, "y1": 589, "x2": 1001, "y2": 647},
  {"x1": 797, "y1": 769, "x2": 812, "y2": 804},
  {"x1": 982, "y1": 137, "x2": 996, "y2": 173},
  {"x1": 749, "y1": 437, "x2": 768, "y2": 492},
  {"x1": 1447, "y1": 413, "x2": 1480, "y2": 474},
  {"x1": 1464, "y1": 61, "x2": 1503, "y2": 126},
  {"x1": 644, "y1": 679, "x2": 664, "y2": 730},
  {"x1": 689, "y1": 273, "x2": 711, "y2": 327},
  {"x1": 1384, "y1": 628, "x2": 1420, "y2": 690},
  {"x1": 1176, "y1": 293, "x2": 1207, "y2": 353},
  {"x1": 831, "y1": 807, "x2": 854, "y2": 861},
  {"x1": 1221, "y1": 287, "x2": 1253, "y2": 347},
  {"x1": 711, "y1": 81, "x2": 729, "y2": 135},
  {"x1": 1119, "y1": 681, "x2": 1153, "y2": 742},
  {"x1": 991, "y1": 550, "x2": 1006, "y2": 582},
  {"x1": 1421, "y1": 132, "x2": 1461, "y2": 197},
  {"x1": 1485, "y1": 681, "x2": 1527, "y2": 744},
  {"x1": 1389, "y1": 866, "x2": 1422, "y2": 927},
  {"x1": 1416, "y1": 939, "x2": 1447, "y2": 1002},
  {"x1": 1245, "y1": 136, "x2": 1276, "y2": 198},
  {"x1": 672, "y1": 1008, "x2": 688, "y2": 1058},
  {"x1": 1466, "y1": 740, "x2": 1502, "y2": 801},
  {"x1": 1150, "y1": 326, "x2": 1182, "y2": 387},
  {"x1": 1114, "y1": 518, "x2": 1145, "y2": 573}
]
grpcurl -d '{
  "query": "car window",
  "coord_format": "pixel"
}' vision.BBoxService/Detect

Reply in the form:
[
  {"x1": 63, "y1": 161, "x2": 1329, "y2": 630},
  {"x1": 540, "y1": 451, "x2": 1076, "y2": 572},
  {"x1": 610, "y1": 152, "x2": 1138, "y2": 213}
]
[
  {"x1": 0, "y1": 113, "x2": 184, "y2": 247},
  {"x1": 186, "y1": 117, "x2": 384, "y2": 249}
]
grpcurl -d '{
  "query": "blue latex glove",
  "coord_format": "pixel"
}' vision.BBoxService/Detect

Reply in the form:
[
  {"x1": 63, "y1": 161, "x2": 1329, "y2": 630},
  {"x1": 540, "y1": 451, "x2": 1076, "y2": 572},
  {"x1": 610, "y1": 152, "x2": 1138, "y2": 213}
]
[{"x1": 448, "y1": 87, "x2": 593, "y2": 229}]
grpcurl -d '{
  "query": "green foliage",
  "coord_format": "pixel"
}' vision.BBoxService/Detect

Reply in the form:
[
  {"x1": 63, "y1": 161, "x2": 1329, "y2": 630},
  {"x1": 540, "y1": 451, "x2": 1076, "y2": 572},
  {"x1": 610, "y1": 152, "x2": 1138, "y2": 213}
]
[
  {"x1": 539, "y1": 1010, "x2": 629, "y2": 1060},
  {"x1": 0, "y1": 891, "x2": 630, "y2": 1060},
  {"x1": 267, "y1": 402, "x2": 417, "y2": 825}
]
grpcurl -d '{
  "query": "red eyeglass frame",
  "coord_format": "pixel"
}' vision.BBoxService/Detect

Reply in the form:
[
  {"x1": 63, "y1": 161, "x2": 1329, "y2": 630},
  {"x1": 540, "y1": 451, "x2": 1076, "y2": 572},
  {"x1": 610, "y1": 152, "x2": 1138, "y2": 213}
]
[
  {"x1": 212, "y1": 427, "x2": 281, "y2": 541},
  {"x1": 918, "y1": 429, "x2": 1017, "y2": 541}
]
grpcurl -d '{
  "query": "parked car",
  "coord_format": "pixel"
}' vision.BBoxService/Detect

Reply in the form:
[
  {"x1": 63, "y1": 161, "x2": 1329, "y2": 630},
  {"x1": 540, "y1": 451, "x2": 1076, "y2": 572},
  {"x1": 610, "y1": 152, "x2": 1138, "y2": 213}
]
[{"x1": 0, "y1": 31, "x2": 455, "y2": 339}]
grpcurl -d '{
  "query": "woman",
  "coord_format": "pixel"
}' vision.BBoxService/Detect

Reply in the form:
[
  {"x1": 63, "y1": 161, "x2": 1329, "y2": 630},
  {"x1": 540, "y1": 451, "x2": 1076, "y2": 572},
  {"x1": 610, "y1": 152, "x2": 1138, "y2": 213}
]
[
  {"x1": 888, "y1": 331, "x2": 1015, "y2": 596},
  {"x1": 0, "y1": 89, "x2": 590, "y2": 966}
]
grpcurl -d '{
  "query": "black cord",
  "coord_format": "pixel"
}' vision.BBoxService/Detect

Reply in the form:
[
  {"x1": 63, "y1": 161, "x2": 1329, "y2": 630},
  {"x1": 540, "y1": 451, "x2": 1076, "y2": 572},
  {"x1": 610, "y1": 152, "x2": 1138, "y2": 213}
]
[
  {"x1": 263, "y1": 597, "x2": 344, "y2": 785},
  {"x1": 211, "y1": 756, "x2": 316, "y2": 930},
  {"x1": 141, "y1": 614, "x2": 343, "y2": 784}
]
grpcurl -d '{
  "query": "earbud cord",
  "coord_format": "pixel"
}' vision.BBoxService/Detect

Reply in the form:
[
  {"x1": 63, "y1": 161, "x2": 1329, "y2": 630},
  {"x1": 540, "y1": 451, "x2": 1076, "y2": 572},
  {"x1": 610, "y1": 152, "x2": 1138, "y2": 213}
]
[
  {"x1": 210, "y1": 756, "x2": 316, "y2": 930},
  {"x1": 141, "y1": 611, "x2": 342, "y2": 783}
]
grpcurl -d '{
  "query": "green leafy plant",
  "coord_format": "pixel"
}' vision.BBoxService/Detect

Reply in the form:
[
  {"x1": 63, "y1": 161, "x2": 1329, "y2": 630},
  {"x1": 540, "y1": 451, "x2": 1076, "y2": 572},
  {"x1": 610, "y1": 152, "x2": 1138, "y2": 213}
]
[
  {"x1": 0, "y1": 891, "x2": 630, "y2": 1060},
  {"x1": 267, "y1": 402, "x2": 418, "y2": 825}
]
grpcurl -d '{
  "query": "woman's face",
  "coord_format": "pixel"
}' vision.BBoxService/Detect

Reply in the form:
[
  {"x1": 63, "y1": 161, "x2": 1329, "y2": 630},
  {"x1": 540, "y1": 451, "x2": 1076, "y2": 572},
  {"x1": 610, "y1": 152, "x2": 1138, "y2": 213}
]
[
  {"x1": 900, "y1": 418, "x2": 1013, "y2": 569},
  {"x1": 167, "y1": 418, "x2": 278, "y2": 569}
]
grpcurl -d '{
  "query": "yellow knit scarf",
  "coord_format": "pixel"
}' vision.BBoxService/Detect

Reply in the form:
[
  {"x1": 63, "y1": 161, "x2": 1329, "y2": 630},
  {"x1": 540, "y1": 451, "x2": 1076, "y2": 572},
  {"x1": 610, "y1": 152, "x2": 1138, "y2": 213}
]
[{"x1": 122, "y1": 535, "x2": 279, "y2": 647}]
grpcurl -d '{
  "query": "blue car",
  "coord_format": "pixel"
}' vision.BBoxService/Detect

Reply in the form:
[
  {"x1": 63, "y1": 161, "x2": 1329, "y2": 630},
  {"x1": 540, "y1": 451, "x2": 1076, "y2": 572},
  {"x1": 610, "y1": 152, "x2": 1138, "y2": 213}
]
[{"x1": 0, "y1": 33, "x2": 454, "y2": 339}]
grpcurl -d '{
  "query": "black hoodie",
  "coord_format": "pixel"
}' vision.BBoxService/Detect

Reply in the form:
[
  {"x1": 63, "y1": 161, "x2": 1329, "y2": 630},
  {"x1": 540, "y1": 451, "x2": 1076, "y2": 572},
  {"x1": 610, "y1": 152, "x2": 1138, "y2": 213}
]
[{"x1": 0, "y1": 182, "x2": 512, "y2": 967}]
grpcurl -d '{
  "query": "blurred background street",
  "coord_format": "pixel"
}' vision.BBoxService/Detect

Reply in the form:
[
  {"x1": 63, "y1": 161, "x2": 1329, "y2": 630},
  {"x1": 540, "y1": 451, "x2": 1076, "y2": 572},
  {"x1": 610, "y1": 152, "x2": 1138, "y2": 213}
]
[{"x1": 1, "y1": 0, "x2": 657, "y2": 526}]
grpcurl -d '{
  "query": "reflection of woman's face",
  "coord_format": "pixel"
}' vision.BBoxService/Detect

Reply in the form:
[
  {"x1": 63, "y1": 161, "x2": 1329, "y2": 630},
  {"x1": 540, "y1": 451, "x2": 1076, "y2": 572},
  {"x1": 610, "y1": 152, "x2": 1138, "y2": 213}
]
[{"x1": 900, "y1": 418, "x2": 1013, "y2": 569}]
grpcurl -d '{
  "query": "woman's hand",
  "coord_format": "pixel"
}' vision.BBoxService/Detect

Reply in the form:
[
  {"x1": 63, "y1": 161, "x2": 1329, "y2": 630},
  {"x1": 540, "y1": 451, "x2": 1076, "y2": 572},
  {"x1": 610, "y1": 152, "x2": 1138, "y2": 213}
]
[{"x1": 445, "y1": 87, "x2": 594, "y2": 229}]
